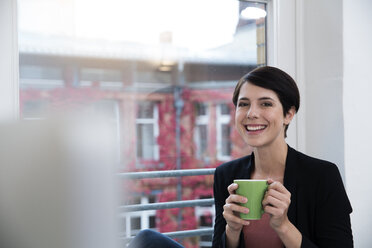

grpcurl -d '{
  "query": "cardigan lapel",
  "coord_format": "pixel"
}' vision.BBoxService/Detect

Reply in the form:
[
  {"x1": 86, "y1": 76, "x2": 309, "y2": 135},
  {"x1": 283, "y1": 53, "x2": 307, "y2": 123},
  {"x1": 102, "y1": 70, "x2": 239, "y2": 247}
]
[{"x1": 283, "y1": 145, "x2": 298, "y2": 225}]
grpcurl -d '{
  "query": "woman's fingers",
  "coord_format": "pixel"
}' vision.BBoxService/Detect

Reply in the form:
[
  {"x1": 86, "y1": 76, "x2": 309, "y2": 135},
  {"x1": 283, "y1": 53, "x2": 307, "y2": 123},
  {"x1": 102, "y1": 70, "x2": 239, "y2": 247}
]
[
  {"x1": 224, "y1": 201, "x2": 249, "y2": 214},
  {"x1": 263, "y1": 194, "x2": 288, "y2": 210},
  {"x1": 226, "y1": 193, "x2": 247, "y2": 204},
  {"x1": 223, "y1": 183, "x2": 251, "y2": 230},
  {"x1": 227, "y1": 183, "x2": 238, "y2": 194},
  {"x1": 263, "y1": 180, "x2": 291, "y2": 229},
  {"x1": 223, "y1": 209, "x2": 250, "y2": 226},
  {"x1": 223, "y1": 201, "x2": 250, "y2": 228},
  {"x1": 267, "y1": 180, "x2": 291, "y2": 195},
  {"x1": 262, "y1": 188, "x2": 290, "y2": 207},
  {"x1": 263, "y1": 204, "x2": 286, "y2": 217}
]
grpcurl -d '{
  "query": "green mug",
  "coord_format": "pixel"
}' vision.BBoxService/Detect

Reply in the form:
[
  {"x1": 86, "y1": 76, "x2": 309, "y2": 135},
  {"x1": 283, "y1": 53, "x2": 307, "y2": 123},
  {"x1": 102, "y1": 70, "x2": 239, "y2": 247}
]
[{"x1": 234, "y1": 179, "x2": 268, "y2": 220}]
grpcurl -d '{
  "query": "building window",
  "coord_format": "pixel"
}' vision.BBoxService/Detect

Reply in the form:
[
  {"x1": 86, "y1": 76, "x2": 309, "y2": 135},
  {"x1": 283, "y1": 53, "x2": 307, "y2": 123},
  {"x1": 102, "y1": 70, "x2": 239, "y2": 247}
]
[
  {"x1": 136, "y1": 101, "x2": 159, "y2": 161},
  {"x1": 194, "y1": 103, "x2": 209, "y2": 160},
  {"x1": 216, "y1": 103, "x2": 231, "y2": 161},
  {"x1": 90, "y1": 100, "x2": 121, "y2": 162},
  {"x1": 21, "y1": 99, "x2": 49, "y2": 120},
  {"x1": 195, "y1": 195, "x2": 215, "y2": 248},
  {"x1": 80, "y1": 68, "x2": 123, "y2": 89},
  {"x1": 123, "y1": 196, "x2": 156, "y2": 238},
  {"x1": 19, "y1": 65, "x2": 64, "y2": 89}
]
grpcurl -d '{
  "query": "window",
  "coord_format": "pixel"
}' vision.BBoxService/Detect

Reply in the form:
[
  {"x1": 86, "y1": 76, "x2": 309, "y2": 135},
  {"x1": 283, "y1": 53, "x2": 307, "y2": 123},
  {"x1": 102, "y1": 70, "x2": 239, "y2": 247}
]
[
  {"x1": 21, "y1": 99, "x2": 49, "y2": 120},
  {"x1": 80, "y1": 68, "x2": 123, "y2": 89},
  {"x1": 136, "y1": 101, "x2": 159, "y2": 161},
  {"x1": 216, "y1": 103, "x2": 231, "y2": 161},
  {"x1": 123, "y1": 196, "x2": 156, "y2": 237},
  {"x1": 80, "y1": 100, "x2": 122, "y2": 163},
  {"x1": 13, "y1": 0, "x2": 270, "y2": 246},
  {"x1": 194, "y1": 103, "x2": 209, "y2": 160},
  {"x1": 19, "y1": 65, "x2": 64, "y2": 89},
  {"x1": 195, "y1": 195, "x2": 215, "y2": 248}
]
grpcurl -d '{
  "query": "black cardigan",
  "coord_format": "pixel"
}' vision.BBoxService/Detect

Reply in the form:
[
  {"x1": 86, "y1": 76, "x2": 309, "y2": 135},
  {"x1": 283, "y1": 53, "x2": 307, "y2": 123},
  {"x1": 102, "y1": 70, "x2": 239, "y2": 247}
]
[{"x1": 212, "y1": 146, "x2": 353, "y2": 248}]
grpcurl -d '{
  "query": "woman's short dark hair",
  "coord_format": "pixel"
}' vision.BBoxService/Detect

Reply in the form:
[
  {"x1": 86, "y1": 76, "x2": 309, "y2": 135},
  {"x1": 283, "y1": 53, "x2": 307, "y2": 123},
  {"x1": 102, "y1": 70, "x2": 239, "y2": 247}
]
[{"x1": 232, "y1": 66, "x2": 300, "y2": 138}]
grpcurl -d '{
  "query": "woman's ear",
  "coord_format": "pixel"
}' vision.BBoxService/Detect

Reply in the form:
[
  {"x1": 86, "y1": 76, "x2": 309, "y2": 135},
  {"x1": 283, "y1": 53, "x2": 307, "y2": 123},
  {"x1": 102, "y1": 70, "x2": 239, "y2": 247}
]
[{"x1": 284, "y1": 106, "x2": 296, "y2": 125}]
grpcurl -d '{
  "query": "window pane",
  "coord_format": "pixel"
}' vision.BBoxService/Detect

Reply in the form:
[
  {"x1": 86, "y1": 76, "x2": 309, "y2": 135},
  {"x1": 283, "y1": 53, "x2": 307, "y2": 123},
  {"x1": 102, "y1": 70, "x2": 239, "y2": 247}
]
[
  {"x1": 81, "y1": 68, "x2": 122, "y2": 82},
  {"x1": 20, "y1": 65, "x2": 63, "y2": 80},
  {"x1": 137, "y1": 102, "x2": 154, "y2": 119},
  {"x1": 220, "y1": 103, "x2": 230, "y2": 115},
  {"x1": 18, "y1": 0, "x2": 266, "y2": 242},
  {"x1": 137, "y1": 123, "x2": 155, "y2": 159},
  {"x1": 221, "y1": 124, "x2": 232, "y2": 156},
  {"x1": 22, "y1": 100, "x2": 49, "y2": 119},
  {"x1": 149, "y1": 216, "x2": 156, "y2": 229},
  {"x1": 195, "y1": 103, "x2": 208, "y2": 116},
  {"x1": 130, "y1": 217, "x2": 141, "y2": 231},
  {"x1": 195, "y1": 124, "x2": 208, "y2": 159}
]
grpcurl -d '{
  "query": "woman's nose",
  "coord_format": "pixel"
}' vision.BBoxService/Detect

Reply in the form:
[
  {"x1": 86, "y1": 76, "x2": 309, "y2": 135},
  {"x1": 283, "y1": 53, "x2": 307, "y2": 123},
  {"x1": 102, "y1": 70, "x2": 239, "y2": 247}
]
[{"x1": 247, "y1": 105, "x2": 259, "y2": 119}]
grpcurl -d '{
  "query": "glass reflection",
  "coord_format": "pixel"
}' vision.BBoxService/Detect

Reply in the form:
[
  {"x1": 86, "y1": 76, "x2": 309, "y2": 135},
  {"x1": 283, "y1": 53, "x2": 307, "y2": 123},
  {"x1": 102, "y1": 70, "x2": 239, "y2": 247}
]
[{"x1": 18, "y1": 0, "x2": 266, "y2": 246}]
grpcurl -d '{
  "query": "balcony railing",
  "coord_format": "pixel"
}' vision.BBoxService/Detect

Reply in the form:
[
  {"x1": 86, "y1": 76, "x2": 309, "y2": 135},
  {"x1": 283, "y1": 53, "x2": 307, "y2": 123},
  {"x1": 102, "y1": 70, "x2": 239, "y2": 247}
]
[{"x1": 119, "y1": 168, "x2": 216, "y2": 246}]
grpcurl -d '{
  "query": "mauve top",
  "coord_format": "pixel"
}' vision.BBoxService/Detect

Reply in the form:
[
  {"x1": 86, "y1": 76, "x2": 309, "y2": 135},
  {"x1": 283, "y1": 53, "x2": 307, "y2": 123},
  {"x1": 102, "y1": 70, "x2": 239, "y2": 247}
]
[{"x1": 243, "y1": 213, "x2": 283, "y2": 248}]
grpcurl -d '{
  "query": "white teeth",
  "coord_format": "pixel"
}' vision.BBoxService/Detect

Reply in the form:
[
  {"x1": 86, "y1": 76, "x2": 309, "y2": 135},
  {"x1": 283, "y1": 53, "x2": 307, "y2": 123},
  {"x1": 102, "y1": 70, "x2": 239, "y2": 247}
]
[{"x1": 246, "y1": 125, "x2": 266, "y2": 131}]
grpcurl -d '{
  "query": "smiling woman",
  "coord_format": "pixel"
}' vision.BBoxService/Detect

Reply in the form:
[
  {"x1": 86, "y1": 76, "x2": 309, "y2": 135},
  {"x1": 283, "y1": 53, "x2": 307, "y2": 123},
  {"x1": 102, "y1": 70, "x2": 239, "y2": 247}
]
[
  {"x1": 232, "y1": 66, "x2": 300, "y2": 139},
  {"x1": 213, "y1": 66, "x2": 353, "y2": 248},
  {"x1": 234, "y1": 82, "x2": 295, "y2": 148}
]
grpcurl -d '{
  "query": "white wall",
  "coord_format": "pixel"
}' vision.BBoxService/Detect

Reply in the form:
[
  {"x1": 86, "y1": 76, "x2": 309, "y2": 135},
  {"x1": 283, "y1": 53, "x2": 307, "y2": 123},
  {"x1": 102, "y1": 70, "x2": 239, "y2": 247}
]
[
  {"x1": 301, "y1": 0, "x2": 345, "y2": 179},
  {"x1": 298, "y1": 0, "x2": 372, "y2": 246},
  {"x1": 343, "y1": 0, "x2": 372, "y2": 246}
]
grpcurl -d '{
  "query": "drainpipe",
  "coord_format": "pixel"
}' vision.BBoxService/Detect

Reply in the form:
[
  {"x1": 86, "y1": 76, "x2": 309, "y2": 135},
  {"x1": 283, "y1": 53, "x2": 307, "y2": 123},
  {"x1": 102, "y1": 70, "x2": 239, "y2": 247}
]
[{"x1": 174, "y1": 61, "x2": 184, "y2": 231}]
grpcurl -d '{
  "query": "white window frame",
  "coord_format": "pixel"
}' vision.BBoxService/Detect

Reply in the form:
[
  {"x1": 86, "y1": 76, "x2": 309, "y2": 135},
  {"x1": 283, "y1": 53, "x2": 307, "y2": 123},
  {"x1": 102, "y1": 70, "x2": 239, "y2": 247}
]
[
  {"x1": 0, "y1": 0, "x2": 19, "y2": 121},
  {"x1": 135, "y1": 102, "x2": 159, "y2": 161},
  {"x1": 216, "y1": 104, "x2": 231, "y2": 161},
  {"x1": 124, "y1": 196, "x2": 156, "y2": 238},
  {"x1": 194, "y1": 103, "x2": 209, "y2": 160},
  {"x1": 266, "y1": 0, "x2": 302, "y2": 150}
]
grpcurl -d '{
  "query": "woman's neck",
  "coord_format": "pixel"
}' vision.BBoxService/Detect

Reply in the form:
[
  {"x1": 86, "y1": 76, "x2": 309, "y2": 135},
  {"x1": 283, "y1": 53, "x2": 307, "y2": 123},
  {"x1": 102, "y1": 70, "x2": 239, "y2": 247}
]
[{"x1": 251, "y1": 141, "x2": 288, "y2": 181}]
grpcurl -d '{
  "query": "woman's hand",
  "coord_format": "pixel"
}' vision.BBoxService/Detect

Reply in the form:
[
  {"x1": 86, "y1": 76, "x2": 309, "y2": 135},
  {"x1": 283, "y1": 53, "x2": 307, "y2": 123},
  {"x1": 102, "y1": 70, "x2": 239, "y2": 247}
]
[
  {"x1": 223, "y1": 183, "x2": 251, "y2": 232},
  {"x1": 262, "y1": 178, "x2": 291, "y2": 231},
  {"x1": 262, "y1": 179, "x2": 302, "y2": 248}
]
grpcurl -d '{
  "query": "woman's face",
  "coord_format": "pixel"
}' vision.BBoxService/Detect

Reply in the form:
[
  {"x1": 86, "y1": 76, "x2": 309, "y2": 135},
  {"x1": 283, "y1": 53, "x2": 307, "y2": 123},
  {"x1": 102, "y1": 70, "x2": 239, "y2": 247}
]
[{"x1": 235, "y1": 82, "x2": 294, "y2": 148}]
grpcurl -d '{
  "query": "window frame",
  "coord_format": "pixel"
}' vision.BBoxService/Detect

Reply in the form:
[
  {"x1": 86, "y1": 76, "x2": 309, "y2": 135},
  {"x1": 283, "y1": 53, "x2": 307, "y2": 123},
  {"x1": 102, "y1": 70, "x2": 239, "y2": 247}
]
[
  {"x1": 0, "y1": 0, "x2": 19, "y2": 121},
  {"x1": 194, "y1": 103, "x2": 209, "y2": 160},
  {"x1": 135, "y1": 101, "x2": 160, "y2": 162},
  {"x1": 216, "y1": 103, "x2": 231, "y2": 161},
  {"x1": 123, "y1": 196, "x2": 156, "y2": 238}
]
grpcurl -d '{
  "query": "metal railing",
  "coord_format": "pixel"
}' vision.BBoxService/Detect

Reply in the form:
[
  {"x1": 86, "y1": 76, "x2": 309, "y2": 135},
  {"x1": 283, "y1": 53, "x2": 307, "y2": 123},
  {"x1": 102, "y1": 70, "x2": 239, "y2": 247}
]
[
  {"x1": 118, "y1": 168, "x2": 215, "y2": 179},
  {"x1": 120, "y1": 168, "x2": 216, "y2": 244}
]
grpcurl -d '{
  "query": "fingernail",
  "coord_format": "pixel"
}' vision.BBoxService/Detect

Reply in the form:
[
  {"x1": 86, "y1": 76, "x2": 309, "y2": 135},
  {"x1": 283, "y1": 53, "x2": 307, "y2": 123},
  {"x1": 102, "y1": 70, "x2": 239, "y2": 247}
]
[
  {"x1": 242, "y1": 197, "x2": 247, "y2": 203},
  {"x1": 245, "y1": 208, "x2": 249, "y2": 213}
]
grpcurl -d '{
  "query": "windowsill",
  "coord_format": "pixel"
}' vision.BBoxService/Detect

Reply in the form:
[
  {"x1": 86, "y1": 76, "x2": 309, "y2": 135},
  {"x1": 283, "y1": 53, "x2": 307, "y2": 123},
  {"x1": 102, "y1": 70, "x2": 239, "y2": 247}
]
[{"x1": 135, "y1": 160, "x2": 164, "y2": 169}]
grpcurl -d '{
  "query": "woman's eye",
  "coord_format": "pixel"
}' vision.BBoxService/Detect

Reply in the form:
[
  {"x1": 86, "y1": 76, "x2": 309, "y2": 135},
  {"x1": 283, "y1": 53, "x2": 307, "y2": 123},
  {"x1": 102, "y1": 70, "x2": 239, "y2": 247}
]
[
  {"x1": 238, "y1": 102, "x2": 249, "y2": 107},
  {"x1": 262, "y1": 102, "x2": 272, "y2": 107}
]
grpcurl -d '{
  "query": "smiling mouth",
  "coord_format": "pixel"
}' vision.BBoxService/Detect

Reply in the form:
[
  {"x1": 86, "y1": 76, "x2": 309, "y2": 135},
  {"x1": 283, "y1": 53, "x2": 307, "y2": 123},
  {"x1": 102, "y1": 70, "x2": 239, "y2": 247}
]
[{"x1": 245, "y1": 125, "x2": 267, "y2": 132}]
